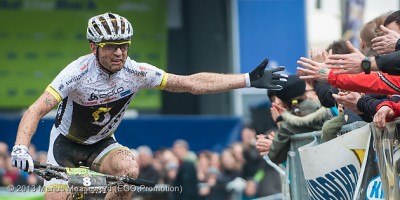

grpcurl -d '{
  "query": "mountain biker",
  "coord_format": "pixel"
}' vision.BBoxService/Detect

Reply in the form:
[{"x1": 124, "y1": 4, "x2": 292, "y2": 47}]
[{"x1": 10, "y1": 12, "x2": 287, "y2": 199}]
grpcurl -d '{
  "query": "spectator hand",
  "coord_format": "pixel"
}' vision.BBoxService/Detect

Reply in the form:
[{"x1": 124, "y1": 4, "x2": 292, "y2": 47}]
[
  {"x1": 11, "y1": 145, "x2": 34, "y2": 173},
  {"x1": 309, "y1": 48, "x2": 328, "y2": 63},
  {"x1": 247, "y1": 59, "x2": 288, "y2": 90},
  {"x1": 371, "y1": 25, "x2": 400, "y2": 55},
  {"x1": 271, "y1": 103, "x2": 285, "y2": 123},
  {"x1": 255, "y1": 132, "x2": 275, "y2": 156},
  {"x1": 296, "y1": 57, "x2": 330, "y2": 81},
  {"x1": 332, "y1": 92, "x2": 363, "y2": 114},
  {"x1": 373, "y1": 106, "x2": 394, "y2": 129},
  {"x1": 325, "y1": 41, "x2": 365, "y2": 74}
]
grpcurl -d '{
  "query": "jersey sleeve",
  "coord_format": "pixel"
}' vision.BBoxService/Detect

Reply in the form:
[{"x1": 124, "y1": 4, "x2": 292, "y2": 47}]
[
  {"x1": 131, "y1": 62, "x2": 168, "y2": 89},
  {"x1": 46, "y1": 60, "x2": 86, "y2": 102}
]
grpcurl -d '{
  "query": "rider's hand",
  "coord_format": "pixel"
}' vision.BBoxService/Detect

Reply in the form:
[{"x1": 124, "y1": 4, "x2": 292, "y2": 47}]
[
  {"x1": 245, "y1": 59, "x2": 287, "y2": 90},
  {"x1": 11, "y1": 145, "x2": 34, "y2": 173}
]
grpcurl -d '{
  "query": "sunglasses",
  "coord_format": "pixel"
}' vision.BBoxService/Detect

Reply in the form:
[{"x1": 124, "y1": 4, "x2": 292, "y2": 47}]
[{"x1": 96, "y1": 41, "x2": 131, "y2": 51}]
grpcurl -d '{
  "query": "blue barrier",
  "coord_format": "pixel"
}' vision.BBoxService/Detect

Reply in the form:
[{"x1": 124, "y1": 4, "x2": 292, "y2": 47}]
[{"x1": 0, "y1": 115, "x2": 243, "y2": 153}]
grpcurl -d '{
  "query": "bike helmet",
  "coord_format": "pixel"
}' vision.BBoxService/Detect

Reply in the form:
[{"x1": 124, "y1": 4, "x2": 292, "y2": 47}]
[{"x1": 87, "y1": 12, "x2": 133, "y2": 43}]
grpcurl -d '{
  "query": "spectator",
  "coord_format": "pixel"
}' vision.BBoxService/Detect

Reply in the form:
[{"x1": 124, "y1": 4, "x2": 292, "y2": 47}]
[
  {"x1": 171, "y1": 139, "x2": 199, "y2": 200},
  {"x1": 4, "y1": 155, "x2": 27, "y2": 186},
  {"x1": 0, "y1": 142, "x2": 9, "y2": 155},
  {"x1": 241, "y1": 127, "x2": 260, "y2": 179},
  {"x1": 136, "y1": 145, "x2": 160, "y2": 200},
  {"x1": 137, "y1": 145, "x2": 160, "y2": 183},
  {"x1": 0, "y1": 153, "x2": 11, "y2": 186},
  {"x1": 217, "y1": 148, "x2": 243, "y2": 200},
  {"x1": 197, "y1": 150, "x2": 212, "y2": 184},
  {"x1": 256, "y1": 75, "x2": 333, "y2": 164},
  {"x1": 160, "y1": 149, "x2": 179, "y2": 200}
]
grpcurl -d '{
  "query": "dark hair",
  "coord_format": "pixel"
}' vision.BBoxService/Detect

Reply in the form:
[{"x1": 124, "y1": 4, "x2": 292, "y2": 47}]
[
  {"x1": 326, "y1": 40, "x2": 351, "y2": 54},
  {"x1": 383, "y1": 10, "x2": 400, "y2": 27}
]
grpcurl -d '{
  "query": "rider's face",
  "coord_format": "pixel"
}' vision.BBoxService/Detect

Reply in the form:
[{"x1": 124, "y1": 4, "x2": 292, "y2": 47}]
[{"x1": 90, "y1": 41, "x2": 130, "y2": 73}]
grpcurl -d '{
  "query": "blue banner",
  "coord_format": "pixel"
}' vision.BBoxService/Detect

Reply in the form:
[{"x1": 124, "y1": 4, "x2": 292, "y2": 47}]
[
  {"x1": 0, "y1": 116, "x2": 242, "y2": 153},
  {"x1": 238, "y1": 0, "x2": 307, "y2": 75}
]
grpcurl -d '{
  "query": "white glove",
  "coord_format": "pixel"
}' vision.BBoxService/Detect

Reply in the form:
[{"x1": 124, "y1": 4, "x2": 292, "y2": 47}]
[
  {"x1": 11, "y1": 145, "x2": 34, "y2": 173},
  {"x1": 226, "y1": 177, "x2": 247, "y2": 192}
]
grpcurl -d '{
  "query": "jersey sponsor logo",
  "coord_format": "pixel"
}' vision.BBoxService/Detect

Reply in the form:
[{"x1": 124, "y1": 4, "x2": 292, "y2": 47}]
[
  {"x1": 99, "y1": 97, "x2": 117, "y2": 104},
  {"x1": 139, "y1": 66, "x2": 151, "y2": 71},
  {"x1": 87, "y1": 87, "x2": 125, "y2": 101},
  {"x1": 66, "y1": 70, "x2": 88, "y2": 86},
  {"x1": 120, "y1": 90, "x2": 131, "y2": 97},
  {"x1": 82, "y1": 101, "x2": 98, "y2": 106},
  {"x1": 100, "y1": 99, "x2": 130, "y2": 136},
  {"x1": 92, "y1": 107, "x2": 112, "y2": 126},
  {"x1": 123, "y1": 67, "x2": 148, "y2": 77},
  {"x1": 58, "y1": 84, "x2": 65, "y2": 91},
  {"x1": 306, "y1": 164, "x2": 358, "y2": 199},
  {"x1": 80, "y1": 63, "x2": 88, "y2": 71},
  {"x1": 88, "y1": 93, "x2": 99, "y2": 101}
]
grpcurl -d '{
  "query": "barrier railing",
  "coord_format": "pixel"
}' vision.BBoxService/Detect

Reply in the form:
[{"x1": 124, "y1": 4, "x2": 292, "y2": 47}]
[{"x1": 286, "y1": 121, "x2": 367, "y2": 200}]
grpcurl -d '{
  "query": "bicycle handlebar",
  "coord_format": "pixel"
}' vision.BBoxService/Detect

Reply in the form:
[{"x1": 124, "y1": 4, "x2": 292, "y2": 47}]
[{"x1": 33, "y1": 162, "x2": 155, "y2": 187}]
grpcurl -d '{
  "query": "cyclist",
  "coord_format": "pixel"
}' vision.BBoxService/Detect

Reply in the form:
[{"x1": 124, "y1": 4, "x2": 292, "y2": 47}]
[{"x1": 10, "y1": 12, "x2": 287, "y2": 199}]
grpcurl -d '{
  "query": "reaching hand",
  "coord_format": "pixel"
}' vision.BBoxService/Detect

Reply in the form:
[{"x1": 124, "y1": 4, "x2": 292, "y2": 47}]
[
  {"x1": 11, "y1": 145, "x2": 34, "y2": 173},
  {"x1": 296, "y1": 57, "x2": 330, "y2": 81},
  {"x1": 332, "y1": 92, "x2": 363, "y2": 114},
  {"x1": 309, "y1": 48, "x2": 328, "y2": 63},
  {"x1": 247, "y1": 59, "x2": 288, "y2": 90},
  {"x1": 373, "y1": 105, "x2": 394, "y2": 129},
  {"x1": 372, "y1": 25, "x2": 400, "y2": 55},
  {"x1": 326, "y1": 41, "x2": 365, "y2": 74}
]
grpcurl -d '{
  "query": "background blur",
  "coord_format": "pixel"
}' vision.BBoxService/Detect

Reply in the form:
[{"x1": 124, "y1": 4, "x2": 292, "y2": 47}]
[{"x1": 0, "y1": 0, "x2": 398, "y2": 152}]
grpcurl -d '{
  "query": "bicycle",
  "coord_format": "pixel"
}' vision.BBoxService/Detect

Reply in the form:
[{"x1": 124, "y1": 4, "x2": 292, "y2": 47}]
[{"x1": 33, "y1": 162, "x2": 156, "y2": 200}]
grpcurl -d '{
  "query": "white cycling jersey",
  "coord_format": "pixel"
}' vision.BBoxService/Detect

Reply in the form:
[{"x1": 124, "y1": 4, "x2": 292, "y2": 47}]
[{"x1": 45, "y1": 54, "x2": 167, "y2": 144}]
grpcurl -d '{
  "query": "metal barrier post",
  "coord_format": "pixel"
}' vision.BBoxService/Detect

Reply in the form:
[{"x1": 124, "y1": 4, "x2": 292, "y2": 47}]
[{"x1": 288, "y1": 131, "x2": 321, "y2": 200}]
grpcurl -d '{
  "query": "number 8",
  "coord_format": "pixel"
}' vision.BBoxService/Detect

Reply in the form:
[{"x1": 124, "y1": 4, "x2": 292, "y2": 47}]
[{"x1": 83, "y1": 177, "x2": 92, "y2": 186}]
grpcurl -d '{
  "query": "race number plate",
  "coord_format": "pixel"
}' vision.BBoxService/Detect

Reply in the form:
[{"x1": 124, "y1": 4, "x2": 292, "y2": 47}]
[
  {"x1": 68, "y1": 175, "x2": 107, "y2": 187},
  {"x1": 66, "y1": 167, "x2": 107, "y2": 187}
]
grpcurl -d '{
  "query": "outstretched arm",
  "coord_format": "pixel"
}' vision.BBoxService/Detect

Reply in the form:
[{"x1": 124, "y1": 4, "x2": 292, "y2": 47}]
[
  {"x1": 163, "y1": 72, "x2": 246, "y2": 94},
  {"x1": 12, "y1": 91, "x2": 59, "y2": 172},
  {"x1": 163, "y1": 59, "x2": 287, "y2": 94},
  {"x1": 15, "y1": 91, "x2": 58, "y2": 146}
]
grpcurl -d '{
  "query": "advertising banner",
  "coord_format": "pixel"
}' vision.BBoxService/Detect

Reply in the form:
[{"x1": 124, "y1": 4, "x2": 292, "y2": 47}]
[{"x1": 299, "y1": 124, "x2": 370, "y2": 199}]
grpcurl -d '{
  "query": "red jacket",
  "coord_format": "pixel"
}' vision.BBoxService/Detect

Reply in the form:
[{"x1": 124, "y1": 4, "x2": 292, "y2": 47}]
[{"x1": 328, "y1": 70, "x2": 400, "y2": 95}]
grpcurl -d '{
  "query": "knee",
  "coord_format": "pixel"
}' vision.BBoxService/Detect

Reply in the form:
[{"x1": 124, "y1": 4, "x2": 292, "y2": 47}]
[{"x1": 106, "y1": 148, "x2": 139, "y2": 178}]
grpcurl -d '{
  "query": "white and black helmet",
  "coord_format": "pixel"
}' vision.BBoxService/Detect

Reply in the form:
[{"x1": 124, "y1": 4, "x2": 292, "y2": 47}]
[{"x1": 87, "y1": 12, "x2": 133, "y2": 43}]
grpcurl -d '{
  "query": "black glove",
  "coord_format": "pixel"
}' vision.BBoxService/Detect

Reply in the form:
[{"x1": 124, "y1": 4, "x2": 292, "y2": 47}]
[{"x1": 247, "y1": 59, "x2": 287, "y2": 90}]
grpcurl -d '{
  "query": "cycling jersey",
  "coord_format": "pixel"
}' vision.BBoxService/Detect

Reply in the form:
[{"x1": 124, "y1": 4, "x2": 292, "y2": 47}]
[{"x1": 45, "y1": 54, "x2": 167, "y2": 144}]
